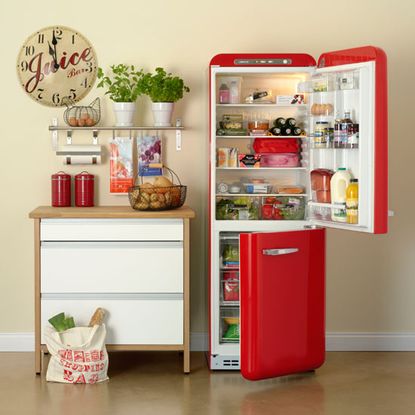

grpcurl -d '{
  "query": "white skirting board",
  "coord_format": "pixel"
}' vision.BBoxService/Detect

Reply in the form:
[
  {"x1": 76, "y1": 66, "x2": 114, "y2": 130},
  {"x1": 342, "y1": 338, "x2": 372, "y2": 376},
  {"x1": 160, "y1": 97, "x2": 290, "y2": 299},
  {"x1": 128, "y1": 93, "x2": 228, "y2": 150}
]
[{"x1": 2, "y1": 332, "x2": 415, "y2": 352}]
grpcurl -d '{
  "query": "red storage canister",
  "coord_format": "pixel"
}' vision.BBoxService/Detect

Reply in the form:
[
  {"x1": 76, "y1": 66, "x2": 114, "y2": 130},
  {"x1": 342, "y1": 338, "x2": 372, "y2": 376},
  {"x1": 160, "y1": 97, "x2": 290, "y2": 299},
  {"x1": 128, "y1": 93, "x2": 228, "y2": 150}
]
[
  {"x1": 51, "y1": 171, "x2": 71, "y2": 207},
  {"x1": 75, "y1": 171, "x2": 95, "y2": 207}
]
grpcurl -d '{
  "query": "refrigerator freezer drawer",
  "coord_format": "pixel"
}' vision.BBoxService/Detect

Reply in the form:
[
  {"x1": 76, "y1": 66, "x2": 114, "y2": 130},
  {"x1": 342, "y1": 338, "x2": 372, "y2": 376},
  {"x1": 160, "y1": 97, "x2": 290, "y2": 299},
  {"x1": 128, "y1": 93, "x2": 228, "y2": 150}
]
[
  {"x1": 41, "y1": 241, "x2": 183, "y2": 293},
  {"x1": 40, "y1": 218, "x2": 183, "y2": 241},
  {"x1": 41, "y1": 294, "x2": 183, "y2": 345}
]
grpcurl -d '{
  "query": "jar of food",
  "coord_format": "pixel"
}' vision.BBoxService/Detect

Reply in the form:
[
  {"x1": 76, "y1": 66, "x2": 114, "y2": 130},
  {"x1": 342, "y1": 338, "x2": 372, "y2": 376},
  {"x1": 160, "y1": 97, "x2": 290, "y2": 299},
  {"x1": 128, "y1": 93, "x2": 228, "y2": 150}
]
[
  {"x1": 247, "y1": 119, "x2": 269, "y2": 131},
  {"x1": 74, "y1": 171, "x2": 95, "y2": 207},
  {"x1": 51, "y1": 171, "x2": 71, "y2": 207},
  {"x1": 314, "y1": 121, "x2": 330, "y2": 148},
  {"x1": 217, "y1": 148, "x2": 230, "y2": 167}
]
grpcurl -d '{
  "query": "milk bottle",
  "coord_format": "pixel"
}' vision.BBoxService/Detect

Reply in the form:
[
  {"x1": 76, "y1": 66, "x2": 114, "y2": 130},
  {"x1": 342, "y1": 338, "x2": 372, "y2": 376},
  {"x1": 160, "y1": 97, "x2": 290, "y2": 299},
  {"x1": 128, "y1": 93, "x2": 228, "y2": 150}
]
[{"x1": 330, "y1": 168, "x2": 351, "y2": 222}]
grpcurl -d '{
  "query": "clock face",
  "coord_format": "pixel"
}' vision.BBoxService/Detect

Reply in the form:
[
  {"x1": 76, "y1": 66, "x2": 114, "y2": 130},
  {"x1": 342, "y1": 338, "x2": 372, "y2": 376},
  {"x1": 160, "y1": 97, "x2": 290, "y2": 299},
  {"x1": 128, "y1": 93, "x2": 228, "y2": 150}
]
[{"x1": 17, "y1": 26, "x2": 98, "y2": 107}]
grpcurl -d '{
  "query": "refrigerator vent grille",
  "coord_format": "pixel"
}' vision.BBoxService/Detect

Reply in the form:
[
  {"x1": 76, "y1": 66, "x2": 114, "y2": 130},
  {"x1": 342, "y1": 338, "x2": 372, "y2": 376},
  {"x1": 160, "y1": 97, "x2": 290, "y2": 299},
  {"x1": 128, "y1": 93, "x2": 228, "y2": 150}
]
[
  {"x1": 223, "y1": 359, "x2": 239, "y2": 367},
  {"x1": 210, "y1": 354, "x2": 240, "y2": 370}
]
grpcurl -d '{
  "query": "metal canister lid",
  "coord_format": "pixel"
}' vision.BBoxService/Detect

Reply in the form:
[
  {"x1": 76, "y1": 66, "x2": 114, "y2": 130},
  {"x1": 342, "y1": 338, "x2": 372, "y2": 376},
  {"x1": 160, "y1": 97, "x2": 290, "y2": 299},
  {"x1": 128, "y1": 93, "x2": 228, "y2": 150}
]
[
  {"x1": 75, "y1": 171, "x2": 94, "y2": 180},
  {"x1": 52, "y1": 171, "x2": 71, "y2": 180}
]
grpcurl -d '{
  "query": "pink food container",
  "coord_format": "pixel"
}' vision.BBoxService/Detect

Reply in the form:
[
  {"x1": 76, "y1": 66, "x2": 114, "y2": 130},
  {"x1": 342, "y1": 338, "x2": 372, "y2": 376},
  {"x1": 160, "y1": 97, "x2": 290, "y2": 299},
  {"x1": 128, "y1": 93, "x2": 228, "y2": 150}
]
[{"x1": 259, "y1": 153, "x2": 300, "y2": 167}]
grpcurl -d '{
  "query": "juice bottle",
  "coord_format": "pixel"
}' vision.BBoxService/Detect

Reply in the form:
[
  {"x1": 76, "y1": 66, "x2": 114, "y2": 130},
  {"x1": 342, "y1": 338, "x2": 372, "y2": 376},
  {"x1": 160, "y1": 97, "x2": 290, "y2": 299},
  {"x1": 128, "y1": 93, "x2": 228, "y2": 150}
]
[
  {"x1": 330, "y1": 167, "x2": 351, "y2": 222},
  {"x1": 346, "y1": 179, "x2": 359, "y2": 224}
]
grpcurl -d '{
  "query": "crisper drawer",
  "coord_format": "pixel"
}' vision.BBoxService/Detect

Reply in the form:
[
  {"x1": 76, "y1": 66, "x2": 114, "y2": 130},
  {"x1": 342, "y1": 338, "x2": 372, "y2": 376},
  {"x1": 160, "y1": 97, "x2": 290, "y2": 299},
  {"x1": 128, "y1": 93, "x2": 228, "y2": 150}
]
[
  {"x1": 40, "y1": 218, "x2": 183, "y2": 241},
  {"x1": 41, "y1": 294, "x2": 183, "y2": 345},
  {"x1": 41, "y1": 241, "x2": 183, "y2": 293}
]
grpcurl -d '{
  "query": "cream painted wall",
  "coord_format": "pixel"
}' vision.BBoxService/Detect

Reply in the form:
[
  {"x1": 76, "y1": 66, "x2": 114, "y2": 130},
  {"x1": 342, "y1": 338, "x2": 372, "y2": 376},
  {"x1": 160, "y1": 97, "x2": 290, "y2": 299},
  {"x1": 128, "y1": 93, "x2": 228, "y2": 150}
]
[{"x1": 0, "y1": 0, "x2": 413, "y2": 335}]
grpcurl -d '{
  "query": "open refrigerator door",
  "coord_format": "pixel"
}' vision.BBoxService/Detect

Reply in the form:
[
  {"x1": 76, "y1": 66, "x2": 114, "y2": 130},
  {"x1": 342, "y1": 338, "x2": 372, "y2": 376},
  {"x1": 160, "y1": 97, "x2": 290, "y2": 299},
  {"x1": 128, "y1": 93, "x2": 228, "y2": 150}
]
[{"x1": 307, "y1": 46, "x2": 388, "y2": 233}]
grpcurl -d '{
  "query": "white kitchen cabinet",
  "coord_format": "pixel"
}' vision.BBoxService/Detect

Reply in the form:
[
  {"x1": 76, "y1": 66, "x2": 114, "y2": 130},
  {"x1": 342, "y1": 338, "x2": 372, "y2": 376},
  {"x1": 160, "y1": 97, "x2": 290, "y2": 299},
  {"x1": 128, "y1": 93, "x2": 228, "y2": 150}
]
[{"x1": 29, "y1": 206, "x2": 195, "y2": 375}]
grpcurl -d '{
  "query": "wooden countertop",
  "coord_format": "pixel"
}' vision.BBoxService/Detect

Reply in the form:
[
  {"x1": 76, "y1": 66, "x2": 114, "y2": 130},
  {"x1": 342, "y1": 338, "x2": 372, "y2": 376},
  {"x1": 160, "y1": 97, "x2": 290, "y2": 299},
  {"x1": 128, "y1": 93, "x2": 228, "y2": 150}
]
[{"x1": 29, "y1": 205, "x2": 196, "y2": 219}]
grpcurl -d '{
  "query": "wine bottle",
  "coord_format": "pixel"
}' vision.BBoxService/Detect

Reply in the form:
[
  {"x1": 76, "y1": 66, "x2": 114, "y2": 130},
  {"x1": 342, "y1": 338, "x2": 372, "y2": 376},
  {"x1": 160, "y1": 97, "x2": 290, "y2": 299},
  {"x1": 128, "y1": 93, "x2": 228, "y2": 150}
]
[
  {"x1": 282, "y1": 127, "x2": 292, "y2": 136},
  {"x1": 286, "y1": 117, "x2": 296, "y2": 127},
  {"x1": 292, "y1": 127, "x2": 302, "y2": 136},
  {"x1": 274, "y1": 117, "x2": 286, "y2": 128},
  {"x1": 269, "y1": 127, "x2": 282, "y2": 136}
]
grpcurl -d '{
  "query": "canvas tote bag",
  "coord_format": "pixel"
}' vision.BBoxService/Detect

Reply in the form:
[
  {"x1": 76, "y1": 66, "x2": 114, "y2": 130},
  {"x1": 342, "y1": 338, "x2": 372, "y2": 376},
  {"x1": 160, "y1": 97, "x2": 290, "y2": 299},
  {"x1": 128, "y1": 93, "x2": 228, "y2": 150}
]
[{"x1": 44, "y1": 324, "x2": 109, "y2": 383}]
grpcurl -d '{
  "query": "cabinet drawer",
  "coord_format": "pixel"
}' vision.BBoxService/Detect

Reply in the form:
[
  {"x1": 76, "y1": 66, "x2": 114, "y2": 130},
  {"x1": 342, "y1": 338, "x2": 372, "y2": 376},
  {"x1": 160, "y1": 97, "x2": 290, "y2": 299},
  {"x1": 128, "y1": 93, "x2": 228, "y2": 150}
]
[
  {"x1": 41, "y1": 294, "x2": 183, "y2": 345},
  {"x1": 40, "y1": 218, "x2": 183, "y2": 241},
  {"x1": 41, "y1": 242, "x2": 183, "y2": 293}
]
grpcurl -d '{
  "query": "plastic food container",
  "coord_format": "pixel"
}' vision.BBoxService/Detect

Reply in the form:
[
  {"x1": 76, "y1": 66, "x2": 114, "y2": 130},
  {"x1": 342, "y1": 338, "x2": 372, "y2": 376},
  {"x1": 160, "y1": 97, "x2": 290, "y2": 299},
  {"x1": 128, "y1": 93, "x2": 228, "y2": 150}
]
[
  {"x1": 261, "y1": 196, "x2": 306, "y2": 220},
  {"x1": 260, "y1": 153, "x2": 300, "y2": 167},
  {"x1": 247, "y1": 120, "x2": 269, "y2": 131},
  {"x1": 243, "y1": 183, "x2": 272, "y2": 194},
  {"x1": 276, "y1": 185, "x2": 305, "y2": 194}
]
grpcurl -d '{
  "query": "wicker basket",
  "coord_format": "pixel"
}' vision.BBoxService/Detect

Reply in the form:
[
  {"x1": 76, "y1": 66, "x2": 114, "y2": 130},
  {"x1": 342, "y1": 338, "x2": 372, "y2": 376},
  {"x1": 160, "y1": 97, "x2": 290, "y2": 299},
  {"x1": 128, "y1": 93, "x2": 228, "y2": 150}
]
[{"x1": 128, "y1": 167, "x2": 187, "y2": 211}]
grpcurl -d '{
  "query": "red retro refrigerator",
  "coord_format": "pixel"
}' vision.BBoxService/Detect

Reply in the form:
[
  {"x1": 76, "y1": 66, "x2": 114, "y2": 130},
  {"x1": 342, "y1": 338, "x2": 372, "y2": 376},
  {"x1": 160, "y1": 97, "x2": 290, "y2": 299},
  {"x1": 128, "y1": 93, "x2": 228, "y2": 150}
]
[{"x1": 208, "y1": 46, "x2": 388, "y2": 380}]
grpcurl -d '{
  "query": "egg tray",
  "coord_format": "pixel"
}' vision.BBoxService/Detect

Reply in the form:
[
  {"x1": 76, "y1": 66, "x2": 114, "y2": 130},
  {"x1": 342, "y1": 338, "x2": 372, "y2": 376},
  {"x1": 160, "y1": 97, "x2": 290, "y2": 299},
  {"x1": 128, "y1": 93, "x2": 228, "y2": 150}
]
[{"x1": 63, "y1": 97, "x2": 101, "y2": 127}]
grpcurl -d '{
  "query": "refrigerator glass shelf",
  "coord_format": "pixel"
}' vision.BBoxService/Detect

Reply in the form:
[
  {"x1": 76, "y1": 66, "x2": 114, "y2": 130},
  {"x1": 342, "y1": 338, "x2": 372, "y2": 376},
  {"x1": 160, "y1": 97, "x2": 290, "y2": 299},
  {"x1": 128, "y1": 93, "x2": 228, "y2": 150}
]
[
  {"x1": 216, "y1": 104, "x2": 307, "y2": 108},
  {"x1": 220, "y1": 301, "x2": 240, "y2": 307},
  {"x1": 308, "y1": 114, "x2": 335, "y2": 118},
  {"x1": 308, "y1": 201, "x2": 360, "y2": 209},
  {"x1": 220, "y1": 338, "x2": 240, "y2": 343},
  {"x1": 309, "y1": 146, "x2": 359, "y2": 150},
  {"x1": 216, "y1": 167, "x2": 307, "y2": 170},
  {"x1": 216, "y1": 193, "x2": 308, "y2": 197},
  {"x1": 311, "y1": 88, "x2": 359, "y2": 93},
  {"x1": 216, "y1": 135, "x2": 308, "y2": 139}
]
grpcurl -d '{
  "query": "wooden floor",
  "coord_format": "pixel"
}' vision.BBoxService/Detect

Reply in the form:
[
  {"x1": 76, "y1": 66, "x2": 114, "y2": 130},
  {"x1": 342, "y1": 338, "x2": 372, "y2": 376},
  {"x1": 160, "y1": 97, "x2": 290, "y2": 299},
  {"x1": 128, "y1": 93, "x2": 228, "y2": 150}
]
[{"x1": 0, "y1": 351, "x2": 414, "y2": 414}]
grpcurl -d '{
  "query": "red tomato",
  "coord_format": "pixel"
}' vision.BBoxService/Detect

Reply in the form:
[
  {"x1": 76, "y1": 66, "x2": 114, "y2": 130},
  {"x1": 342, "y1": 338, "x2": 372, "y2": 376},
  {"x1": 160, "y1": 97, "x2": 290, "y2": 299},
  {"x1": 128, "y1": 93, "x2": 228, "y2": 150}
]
[
  {"x1": 262, "y1": 204, "x2": 273, "y2": 219},
  {"x1": 272, "y1": 207, "x2": 283, "y2": 220}
]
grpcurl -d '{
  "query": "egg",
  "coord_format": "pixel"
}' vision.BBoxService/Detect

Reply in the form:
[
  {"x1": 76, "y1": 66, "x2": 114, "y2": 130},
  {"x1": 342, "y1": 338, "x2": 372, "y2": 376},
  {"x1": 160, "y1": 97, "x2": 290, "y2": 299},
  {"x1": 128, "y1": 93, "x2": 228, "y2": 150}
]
[
  {"x1": 68, "y1": 117, "x2": 78, "y2": 127},
  {"x1": 77, "y1": 119, "x2": 86, "y2": 127},
  {"x1": 85, "y1": 118, "x2": 96, "y2": 126},
  {"x1": 81, "y1": 112, "x2": 89, "y2": 120}
]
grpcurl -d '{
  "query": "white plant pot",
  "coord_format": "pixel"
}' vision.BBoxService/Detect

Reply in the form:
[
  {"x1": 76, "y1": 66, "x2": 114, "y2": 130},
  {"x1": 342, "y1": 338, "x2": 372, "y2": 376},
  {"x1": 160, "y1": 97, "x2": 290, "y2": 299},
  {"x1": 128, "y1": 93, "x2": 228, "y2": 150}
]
[
  {"x1": 113, "y1": 102, "x2": 136, "y2": 127},
  {"x1": 152, "y1": 102, "x2": 174, "y2": 127}
]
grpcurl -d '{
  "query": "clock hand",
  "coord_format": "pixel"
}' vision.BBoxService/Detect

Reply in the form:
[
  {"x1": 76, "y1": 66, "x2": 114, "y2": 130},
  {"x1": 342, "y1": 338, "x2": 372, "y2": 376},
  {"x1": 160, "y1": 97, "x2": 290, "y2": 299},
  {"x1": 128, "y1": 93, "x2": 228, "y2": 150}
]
[
  {"x1": 51, "y1": 30, "x2": 59, "y2": 70},
  {"x1": 48, "y1": 42, "x2": 56, "y2": 59}
]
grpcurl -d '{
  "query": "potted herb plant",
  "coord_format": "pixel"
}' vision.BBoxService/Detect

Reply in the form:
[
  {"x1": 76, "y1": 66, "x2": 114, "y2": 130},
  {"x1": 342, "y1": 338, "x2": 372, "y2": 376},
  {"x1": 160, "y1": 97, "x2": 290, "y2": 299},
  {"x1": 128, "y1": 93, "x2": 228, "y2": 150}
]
[
  {"x1": 97, "y1": 64, "x2": 143, "y2": 127},
  {"x1": 138, "y1": 67, "x2": 190, "y2": 127}
]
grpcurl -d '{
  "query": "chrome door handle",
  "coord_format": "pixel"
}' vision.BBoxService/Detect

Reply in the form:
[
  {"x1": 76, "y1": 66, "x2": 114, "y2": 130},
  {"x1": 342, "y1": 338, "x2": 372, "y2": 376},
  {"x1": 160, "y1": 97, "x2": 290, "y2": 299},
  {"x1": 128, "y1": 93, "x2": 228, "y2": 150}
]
[{"x1": 262, "y1": 248, "x2": 299, "y2": 256}]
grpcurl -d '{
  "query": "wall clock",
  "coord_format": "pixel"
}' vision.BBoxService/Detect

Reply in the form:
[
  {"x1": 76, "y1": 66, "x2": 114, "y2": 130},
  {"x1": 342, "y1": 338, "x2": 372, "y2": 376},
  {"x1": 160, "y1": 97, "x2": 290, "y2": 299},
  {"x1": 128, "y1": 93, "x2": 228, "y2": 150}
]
[{"x1": 17, "y1": 26, "x2": 98, "y2": 107}]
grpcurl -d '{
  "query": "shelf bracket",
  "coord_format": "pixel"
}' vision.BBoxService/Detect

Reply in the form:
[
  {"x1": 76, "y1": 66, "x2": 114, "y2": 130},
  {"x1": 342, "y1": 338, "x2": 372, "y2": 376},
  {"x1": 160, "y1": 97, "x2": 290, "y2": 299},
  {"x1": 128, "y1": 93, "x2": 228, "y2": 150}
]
[
  {"x1": 92, "y1": 130, "x2": 99, "y2": 145},
  {"x1": 51, "y1": 118, "x2": 58, "y2": 151},
  {"x1": 176, "y1": 118, "x2": 182, "y2": 151},
  {"x1": 66, "y1": 130, "x2": 72, "y2": 145}
]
